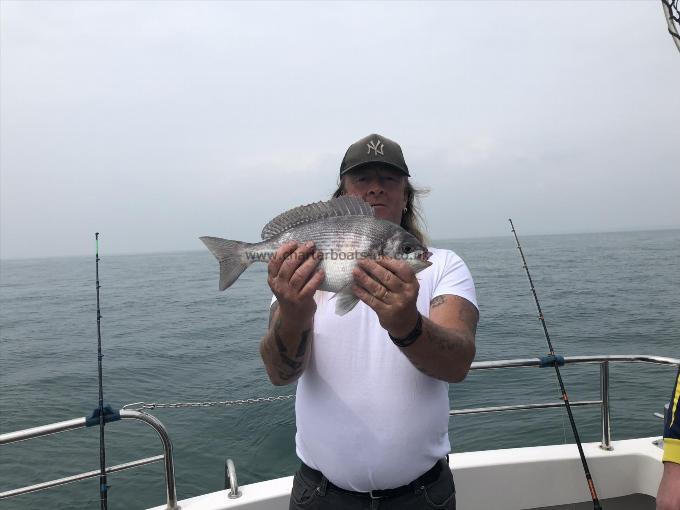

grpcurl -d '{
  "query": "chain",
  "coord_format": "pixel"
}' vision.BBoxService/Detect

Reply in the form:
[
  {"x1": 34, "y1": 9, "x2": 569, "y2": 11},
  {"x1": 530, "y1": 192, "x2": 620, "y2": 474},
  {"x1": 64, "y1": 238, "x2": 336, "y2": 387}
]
[{"x1": 122, "y1": 394, "x2": 295, "y2": 411}]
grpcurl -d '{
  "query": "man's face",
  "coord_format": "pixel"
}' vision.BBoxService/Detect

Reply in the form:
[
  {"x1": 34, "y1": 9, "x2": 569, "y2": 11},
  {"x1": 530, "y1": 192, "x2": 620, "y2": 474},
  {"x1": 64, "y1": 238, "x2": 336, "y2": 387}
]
[{"x1": 343, "y1": 164, "x2": 408, "y2": 225}]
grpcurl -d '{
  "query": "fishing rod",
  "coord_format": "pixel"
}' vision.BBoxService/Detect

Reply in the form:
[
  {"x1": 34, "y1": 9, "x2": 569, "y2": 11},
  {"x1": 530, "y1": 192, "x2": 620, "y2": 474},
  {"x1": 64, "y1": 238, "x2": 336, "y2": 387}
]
[
  {"x1": 509, "y1": 219, "x2": 602, "y2": 510},
  {"x1": 95, "y1": 233, "x2": 108, "y2": 510}
]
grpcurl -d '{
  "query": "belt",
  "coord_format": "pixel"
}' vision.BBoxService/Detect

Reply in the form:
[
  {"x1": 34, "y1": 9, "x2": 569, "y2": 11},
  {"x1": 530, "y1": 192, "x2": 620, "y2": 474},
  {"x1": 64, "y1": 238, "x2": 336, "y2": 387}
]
[{"x1": 299, "y1": 459, "x2": 444, "y2": 500}]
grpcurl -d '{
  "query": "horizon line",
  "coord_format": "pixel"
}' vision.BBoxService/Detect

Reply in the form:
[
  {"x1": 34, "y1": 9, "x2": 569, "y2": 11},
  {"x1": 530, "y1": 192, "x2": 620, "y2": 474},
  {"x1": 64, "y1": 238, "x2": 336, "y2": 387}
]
[{"x1": 2, "y1": 225, "x2": 679, "y2": 263}]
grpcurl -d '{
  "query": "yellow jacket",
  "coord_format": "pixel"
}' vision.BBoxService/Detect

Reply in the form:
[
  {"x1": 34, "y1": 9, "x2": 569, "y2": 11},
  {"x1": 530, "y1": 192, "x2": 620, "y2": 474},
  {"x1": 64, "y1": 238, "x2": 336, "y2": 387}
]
[{"x1": 664, "y1": 366, "x2": 680, "y2": 464}]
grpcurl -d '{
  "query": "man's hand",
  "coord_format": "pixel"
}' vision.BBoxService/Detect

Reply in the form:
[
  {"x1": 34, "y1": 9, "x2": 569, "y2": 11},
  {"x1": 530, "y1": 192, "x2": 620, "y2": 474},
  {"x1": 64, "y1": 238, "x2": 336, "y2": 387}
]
[
  {"x1": 268, "y1": 241, "x2": 324, "y2": 326},
  {"x1": 351, "y1": 256, "x2": 420, "y2": 337},
  {"x1": 657, "y1": 461, "x2": 680, "y2": 510}
]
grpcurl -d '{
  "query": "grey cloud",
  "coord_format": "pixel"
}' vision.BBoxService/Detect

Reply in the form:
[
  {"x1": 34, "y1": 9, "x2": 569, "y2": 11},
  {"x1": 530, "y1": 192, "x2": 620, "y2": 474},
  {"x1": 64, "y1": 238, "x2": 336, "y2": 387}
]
[{"x1": 1, "y1": 1, "x2": 678, "y2": 258}]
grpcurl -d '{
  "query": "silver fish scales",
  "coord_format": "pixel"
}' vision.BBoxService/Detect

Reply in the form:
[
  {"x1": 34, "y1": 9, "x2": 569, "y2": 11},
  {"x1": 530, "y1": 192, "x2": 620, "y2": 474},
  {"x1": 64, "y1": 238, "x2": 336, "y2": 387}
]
[{"x1": 201, "y1": 196, "x2": 431, "y2": 315}]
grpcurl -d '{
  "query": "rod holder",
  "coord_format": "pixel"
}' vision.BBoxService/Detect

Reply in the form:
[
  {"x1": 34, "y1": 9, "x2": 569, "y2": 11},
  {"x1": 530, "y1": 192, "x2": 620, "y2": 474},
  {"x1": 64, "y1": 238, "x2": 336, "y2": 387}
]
[
  {"x1": 225, "y1": 458, "x2": 241, "y2": 499},
  {"x1": 599, "y1": 361, "x2": 613, "y2": 450}
]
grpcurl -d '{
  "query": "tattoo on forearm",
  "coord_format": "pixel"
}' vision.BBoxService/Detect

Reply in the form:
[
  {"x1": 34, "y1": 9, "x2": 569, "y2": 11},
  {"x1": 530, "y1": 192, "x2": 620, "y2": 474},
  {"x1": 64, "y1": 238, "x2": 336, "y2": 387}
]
[
  {"x1": 281, "y1": 356, "x2": 302, "y2": 370},
  {"x1": 278, "y1": 368, "x2": 303, "y2": 381},
  {"x1": 430, "y1": 295, "x2": 446, "y2": 308},
  {"x1": 272, "y1": 317, "x2": 310, "y2": 380},
  {"x1": 425, "y1": 320, "x2": 458, "y2": 352},
  {"x1": 403, "y1": 320, "x2": 466, "y2": 379},
  {"x1": 274, "y1": 318, "x2": 287, "y2": 353},
  {"x1": 295, "y1": 329, "x2": 310, "y2": 358}
]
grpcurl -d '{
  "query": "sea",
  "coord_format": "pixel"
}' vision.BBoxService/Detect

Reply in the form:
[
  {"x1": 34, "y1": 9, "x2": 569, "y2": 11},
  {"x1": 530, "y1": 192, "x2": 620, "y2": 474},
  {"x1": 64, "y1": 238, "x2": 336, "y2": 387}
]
[{"x1": 1, "y1": 229, "x2": 678, "y2": 510}]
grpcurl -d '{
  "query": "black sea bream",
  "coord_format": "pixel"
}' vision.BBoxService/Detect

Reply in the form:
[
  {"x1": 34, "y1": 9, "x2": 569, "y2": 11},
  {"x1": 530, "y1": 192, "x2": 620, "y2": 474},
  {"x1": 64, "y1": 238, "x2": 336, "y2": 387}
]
[{"x1": 200, "y1": 196, "x2": 431, "y2": 315}]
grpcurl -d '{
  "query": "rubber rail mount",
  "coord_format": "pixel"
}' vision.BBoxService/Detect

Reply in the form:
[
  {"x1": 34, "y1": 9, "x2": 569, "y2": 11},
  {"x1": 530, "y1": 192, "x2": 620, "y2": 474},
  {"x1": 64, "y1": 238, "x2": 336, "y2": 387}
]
[
  {"x1": 85, "y1": 404, "x2": 121, "y2": 427},
  {"x1": 539, "y1": 355, "x2": 566, "y2": 368}
]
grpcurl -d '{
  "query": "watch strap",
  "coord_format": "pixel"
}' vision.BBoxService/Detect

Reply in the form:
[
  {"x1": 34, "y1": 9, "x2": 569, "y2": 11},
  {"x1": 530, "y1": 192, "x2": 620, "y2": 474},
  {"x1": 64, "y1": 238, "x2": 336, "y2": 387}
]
[{"x1": 388, "y1": 313, "x2": 423, "y2": 348}]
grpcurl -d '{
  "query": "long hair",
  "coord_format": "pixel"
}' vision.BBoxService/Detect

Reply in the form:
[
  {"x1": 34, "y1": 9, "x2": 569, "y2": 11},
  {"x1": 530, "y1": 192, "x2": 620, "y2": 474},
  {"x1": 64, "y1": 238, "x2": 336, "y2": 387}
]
[{"x1": 332, "y1": 177, "x2": 430, "y2": 244}]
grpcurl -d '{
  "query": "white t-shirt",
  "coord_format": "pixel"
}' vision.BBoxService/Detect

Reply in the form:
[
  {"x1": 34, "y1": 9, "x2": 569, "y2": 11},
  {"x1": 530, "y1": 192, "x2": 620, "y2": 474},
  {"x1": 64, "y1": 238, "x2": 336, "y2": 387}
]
[{"x1": 276, "y1": 247, "x2": 477, "y2": 491}]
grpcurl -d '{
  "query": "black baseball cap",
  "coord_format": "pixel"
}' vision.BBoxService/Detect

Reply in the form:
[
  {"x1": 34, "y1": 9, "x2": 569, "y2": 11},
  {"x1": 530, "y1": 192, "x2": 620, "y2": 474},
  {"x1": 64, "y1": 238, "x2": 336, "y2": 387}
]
[{"x1": 339, "y1": 133, "x2": 410, "y2": 177}]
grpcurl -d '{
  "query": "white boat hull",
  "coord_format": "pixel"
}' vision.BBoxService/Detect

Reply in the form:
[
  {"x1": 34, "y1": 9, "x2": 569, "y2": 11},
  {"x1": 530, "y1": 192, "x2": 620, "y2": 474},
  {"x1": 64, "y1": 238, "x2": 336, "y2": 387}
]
[{"x1": 148, "y1": 437, "x2": 662, "y2": 510}]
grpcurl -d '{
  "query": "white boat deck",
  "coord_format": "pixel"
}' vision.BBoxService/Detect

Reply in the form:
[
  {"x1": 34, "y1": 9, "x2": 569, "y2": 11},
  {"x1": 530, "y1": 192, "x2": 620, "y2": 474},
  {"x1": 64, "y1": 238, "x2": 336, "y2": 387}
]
[{"x1": 148, "y1": 437, "x2": 662, "y2": 510}]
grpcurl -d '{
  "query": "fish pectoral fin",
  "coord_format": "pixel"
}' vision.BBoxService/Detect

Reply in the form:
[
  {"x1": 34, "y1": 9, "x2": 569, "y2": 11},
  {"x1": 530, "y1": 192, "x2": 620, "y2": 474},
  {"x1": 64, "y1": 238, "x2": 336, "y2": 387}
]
[{"x1": 334, "y1": 288, "x2": 360, "y2": 316}]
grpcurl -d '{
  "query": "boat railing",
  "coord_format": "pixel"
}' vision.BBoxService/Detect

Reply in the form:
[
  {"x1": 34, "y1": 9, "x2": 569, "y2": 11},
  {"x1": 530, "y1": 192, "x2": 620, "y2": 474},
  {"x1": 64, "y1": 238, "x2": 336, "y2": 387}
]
[
  {"x1": 0, "y1": 409, "x2": 179, "y2": 509},
  {"x1": 1, "y1": 354, "x2": 677, "y2": 507},
  {"x1": 454, "y1": 354, "x2": 679, "y2": 450}
]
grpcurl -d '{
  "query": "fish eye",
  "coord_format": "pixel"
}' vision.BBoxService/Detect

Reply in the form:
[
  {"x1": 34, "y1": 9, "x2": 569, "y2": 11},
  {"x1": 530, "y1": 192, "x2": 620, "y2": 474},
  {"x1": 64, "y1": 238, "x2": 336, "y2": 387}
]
[{"x1": 403, "y1": 245, "x2": 413, "y2": 254}]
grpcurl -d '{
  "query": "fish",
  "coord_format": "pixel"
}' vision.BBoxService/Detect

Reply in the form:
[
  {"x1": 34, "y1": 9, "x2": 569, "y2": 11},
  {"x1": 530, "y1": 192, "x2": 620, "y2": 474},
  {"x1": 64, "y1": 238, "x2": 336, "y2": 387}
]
[{"x1": 200, "y1": 195, "x2": 432, "y2": 315}]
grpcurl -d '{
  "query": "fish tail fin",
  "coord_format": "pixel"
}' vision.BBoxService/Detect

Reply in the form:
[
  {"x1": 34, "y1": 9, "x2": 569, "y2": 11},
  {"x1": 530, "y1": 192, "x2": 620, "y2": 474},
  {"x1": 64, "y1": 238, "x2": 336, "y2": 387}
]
[{"x1": 200, "y1": 236, "x2": 253, "y2": 290}]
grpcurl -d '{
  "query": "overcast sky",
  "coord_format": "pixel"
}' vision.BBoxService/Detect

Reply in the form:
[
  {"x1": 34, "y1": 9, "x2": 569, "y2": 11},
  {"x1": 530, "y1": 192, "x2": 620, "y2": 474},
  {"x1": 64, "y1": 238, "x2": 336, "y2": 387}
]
[{"x1": 1, "y1": 1, "x2": 679, "y2": 259}]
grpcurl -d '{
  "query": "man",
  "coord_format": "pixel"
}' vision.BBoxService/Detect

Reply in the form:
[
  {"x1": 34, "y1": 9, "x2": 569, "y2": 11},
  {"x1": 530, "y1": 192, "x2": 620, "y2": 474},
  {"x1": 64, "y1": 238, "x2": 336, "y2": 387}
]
[
  {"x1": 260, "y1": 134, "x2": 478, "y2": 509},
  {"x1": 657, "y1": 366, "x2": 680, "y2": 510}
]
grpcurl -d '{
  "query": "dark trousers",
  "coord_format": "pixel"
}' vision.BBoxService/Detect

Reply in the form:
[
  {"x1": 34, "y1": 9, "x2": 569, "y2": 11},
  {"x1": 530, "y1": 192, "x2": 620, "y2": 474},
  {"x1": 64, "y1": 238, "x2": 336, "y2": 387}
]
[{"x1": 288, "y1": 459, "x2": 456, "y2": 510}]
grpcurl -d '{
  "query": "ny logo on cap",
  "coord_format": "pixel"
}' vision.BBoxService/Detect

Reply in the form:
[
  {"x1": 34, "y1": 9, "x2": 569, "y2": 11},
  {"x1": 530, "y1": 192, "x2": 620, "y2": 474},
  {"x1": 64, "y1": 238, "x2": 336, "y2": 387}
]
[{"x1": 366, "y1": 139, "x2": 384, "y2": 157}]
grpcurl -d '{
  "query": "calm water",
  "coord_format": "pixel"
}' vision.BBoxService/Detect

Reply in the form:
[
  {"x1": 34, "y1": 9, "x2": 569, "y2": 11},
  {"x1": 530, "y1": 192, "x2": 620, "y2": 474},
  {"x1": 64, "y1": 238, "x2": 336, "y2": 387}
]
[{"x1": 1, "y1": 230, "x2": 679, "y2": 509}]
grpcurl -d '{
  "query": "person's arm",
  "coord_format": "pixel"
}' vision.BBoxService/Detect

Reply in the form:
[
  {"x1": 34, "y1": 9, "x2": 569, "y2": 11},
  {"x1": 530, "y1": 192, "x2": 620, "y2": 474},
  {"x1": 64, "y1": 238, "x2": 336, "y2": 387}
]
[
  {"x1": 657, "y1": 462, "x2": 680, "y2": 510},
  {"x1": 352, "y1": 257, "x2": 477, "y2": 383},
  {"x1": 398, "y1": 294, "x2": 476, "y2": 382},
  {"x1": 259, "y1": 241, "x2": 323, "y2": 386},
  {"x1": 657, "y1": 367, "x2": 680, "y2": 510}
]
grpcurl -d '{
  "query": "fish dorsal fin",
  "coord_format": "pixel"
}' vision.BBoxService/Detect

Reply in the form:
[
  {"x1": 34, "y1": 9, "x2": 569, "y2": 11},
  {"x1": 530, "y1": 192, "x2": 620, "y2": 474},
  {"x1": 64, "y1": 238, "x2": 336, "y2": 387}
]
[{"x1": 261, "y1": 196, "x2": 374, "y2": 240}]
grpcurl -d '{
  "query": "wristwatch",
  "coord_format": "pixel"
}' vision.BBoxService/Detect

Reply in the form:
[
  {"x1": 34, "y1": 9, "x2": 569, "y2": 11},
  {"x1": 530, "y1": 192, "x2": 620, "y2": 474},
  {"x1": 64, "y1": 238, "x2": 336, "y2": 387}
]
[{"x1": 388, "y1": 313, "x2": 423, "y2": 348}]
